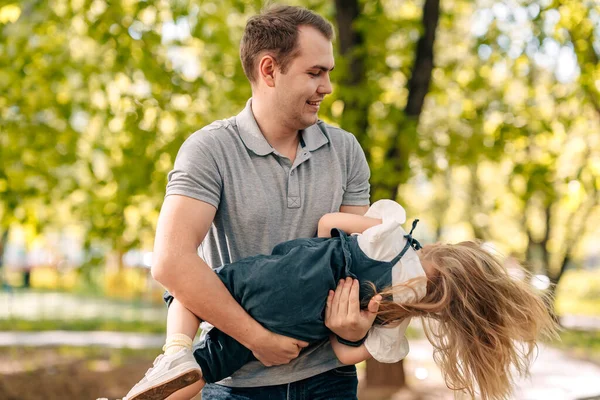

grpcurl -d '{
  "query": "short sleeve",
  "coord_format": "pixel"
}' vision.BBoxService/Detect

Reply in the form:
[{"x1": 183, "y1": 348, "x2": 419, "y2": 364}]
[
  {"x1": 364, "y1": 318, "x2": 411, "y2": 363},
  {"x1": 166, "y1": 130, "x2": 222, "y2": 208},
  {"x1": 361, "y1": 200, "x2": 407, "y2": 243},
  {"x1": 357, "y1": 200, "x2": 409, "y2": 262},
  {"x1": 342, "y1": 135, "x2": 370, "y2": 206},
  {"x1": 357, "y1": 199, "x2": 428, "y2": 303}
]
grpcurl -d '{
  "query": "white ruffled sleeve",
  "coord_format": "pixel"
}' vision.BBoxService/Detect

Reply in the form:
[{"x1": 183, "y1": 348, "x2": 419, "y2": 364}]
[
  {"x1": 357, "y1": 200, "x2": 407, "y2": 261},
  {"x1": 364, "y1": 318, "x2": 412, "y2": 363}
]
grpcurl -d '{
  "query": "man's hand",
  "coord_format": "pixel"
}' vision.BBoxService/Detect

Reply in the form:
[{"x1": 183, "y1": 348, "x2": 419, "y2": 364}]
[
  {"x1": 249, "y1": 330, "x2": 309, "y2": 367},
  {"x1": 325, "y1": 277, "x2": 381, "y2": 342}
]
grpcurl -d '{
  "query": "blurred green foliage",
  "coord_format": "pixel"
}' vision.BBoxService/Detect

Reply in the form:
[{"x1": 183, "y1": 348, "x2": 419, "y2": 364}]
[
  {"x1": 556, "y1": 269, "x2": 600, "y2": 316},
  {"x1": 1, "y1": 0, "x2": 600, "y2": 300}
]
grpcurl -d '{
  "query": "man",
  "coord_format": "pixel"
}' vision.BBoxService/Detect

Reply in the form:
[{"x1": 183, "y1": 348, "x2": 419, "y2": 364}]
[{"x1": 152, "y1": 5, "x2": 374, "y2": 399}]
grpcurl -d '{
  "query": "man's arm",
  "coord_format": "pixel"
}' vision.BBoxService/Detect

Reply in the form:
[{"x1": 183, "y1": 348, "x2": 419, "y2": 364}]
[{"x1": 152, "y1": 195, "x2": 308, "y2": 366}]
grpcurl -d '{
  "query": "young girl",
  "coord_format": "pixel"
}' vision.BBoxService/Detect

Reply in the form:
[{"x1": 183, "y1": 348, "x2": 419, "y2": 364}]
[{"x1": 125, "y1": 200, "x2": 557, "y2": 400}]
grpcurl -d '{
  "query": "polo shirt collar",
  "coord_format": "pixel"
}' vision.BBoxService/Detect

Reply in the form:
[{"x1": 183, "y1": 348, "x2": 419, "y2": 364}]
[
  {"x1": 236, "y1": 98, "x2": 329, "y2": 156},
  {"x1": 302, "y1": 123, "x2": 329, "y2": 151}
]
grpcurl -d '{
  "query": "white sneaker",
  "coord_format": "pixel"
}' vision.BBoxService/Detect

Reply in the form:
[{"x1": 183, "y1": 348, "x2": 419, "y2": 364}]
[{"x1": 124, "y1": 348, "x2": 202, "y2": 400}]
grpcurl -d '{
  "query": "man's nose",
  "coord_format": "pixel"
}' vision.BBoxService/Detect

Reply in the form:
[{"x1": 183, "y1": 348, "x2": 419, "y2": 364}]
[{"x1": 319, "y1": 75, "x2": 332, "y2": 94}]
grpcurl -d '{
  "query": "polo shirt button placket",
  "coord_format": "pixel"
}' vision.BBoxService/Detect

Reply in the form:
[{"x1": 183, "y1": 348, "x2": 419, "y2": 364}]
[{"x1": 287, "y1": 168, "x2": 300, "y2": 209}]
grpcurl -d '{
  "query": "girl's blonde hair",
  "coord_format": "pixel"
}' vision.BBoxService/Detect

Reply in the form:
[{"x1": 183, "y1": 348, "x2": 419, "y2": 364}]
[{"x1": 374, "y1": 241, "x2": 558, "y2": 400}]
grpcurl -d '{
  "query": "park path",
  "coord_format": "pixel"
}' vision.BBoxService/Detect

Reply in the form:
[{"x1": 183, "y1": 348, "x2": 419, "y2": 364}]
[{"x1": 0, "y1": 331, "x2": 599, "y2": 400}]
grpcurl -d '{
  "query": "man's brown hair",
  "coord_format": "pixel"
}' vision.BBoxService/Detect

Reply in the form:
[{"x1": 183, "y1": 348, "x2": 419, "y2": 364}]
[{"x1": 240, "y1": 5, "x2": 334, "y2": 83}]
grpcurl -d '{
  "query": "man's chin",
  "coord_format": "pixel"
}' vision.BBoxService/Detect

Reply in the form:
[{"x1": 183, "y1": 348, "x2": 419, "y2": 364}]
[{"x1": 302, "y1": 114, "x2": 319, "y2": 127}]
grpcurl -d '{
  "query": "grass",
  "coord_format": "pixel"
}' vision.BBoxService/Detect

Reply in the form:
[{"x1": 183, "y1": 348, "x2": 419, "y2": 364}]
[
  {"x1": 552, "y1": 328, "x2": 600, "y2": 365},
  {"x1": 0, "y1": 343, "x2": 163, "y2": 360},
  {"x1": 0, "y1": 318, "x2": 166, "y2": 333}
]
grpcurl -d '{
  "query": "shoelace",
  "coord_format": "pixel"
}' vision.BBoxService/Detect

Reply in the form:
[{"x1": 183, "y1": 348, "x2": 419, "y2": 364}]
[{"x1": 144, "y1": 354, "x2": 164, "y2": 377}]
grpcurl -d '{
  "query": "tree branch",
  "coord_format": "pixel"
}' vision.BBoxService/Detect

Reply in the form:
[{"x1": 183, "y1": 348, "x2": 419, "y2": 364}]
[
  {"x1": 405, "y1": 0, "x2": 440, "y2": 117},
  {"x1": 381, "y1": 0, "x2": 441, "y2": 200},
  {"x1": 334, "y1": 0, "x2": 370, "y2": 151},
  {"x1": 560, "y1": 1, "x2": 600, "y2": 120},
  {"x1": 540, "y1": 202, "x2": 552, "y2": 275},
  {"x1": 334, "y1": 0, "x2": 364, "y2": 85}
]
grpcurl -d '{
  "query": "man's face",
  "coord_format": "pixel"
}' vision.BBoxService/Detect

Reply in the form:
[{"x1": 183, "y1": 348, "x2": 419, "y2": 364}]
[{"x1": 274, "y1": 26, "x2": 334, "y2": 131}]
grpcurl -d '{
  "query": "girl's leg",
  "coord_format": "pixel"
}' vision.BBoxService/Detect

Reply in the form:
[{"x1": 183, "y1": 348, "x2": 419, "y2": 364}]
[
  {"x1": 125, "y1": 298, "x2": 205, "y2": 400},
  {"x1": 163, "y1": 298, "x2": 201, "y2": 354},
  {"x1": 167, "y1": 298, "x2": 201, "y2": 338}
]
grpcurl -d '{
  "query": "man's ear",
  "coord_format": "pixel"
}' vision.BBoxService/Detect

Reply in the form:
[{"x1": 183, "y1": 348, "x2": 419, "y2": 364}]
[{"x1": 258, "y1": 55, "x2": 277, "y2": 87}]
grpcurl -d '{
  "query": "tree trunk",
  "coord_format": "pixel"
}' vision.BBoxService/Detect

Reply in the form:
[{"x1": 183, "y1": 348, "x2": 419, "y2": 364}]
[
  {"x1": 540, "y1": 204, "x2": 552, "y2": 275},
  {"x1": 381, "y1": 0, "x2": 441, "y2": 199},
  {"x1": 335, "y1": 0, "x2": 408, "y2": 390},
  {"x1": 405, "y1": 0, "x2": 440, "y2": 117},
  {"x1": 545, "y1": 279, "x2": 560, "y2": 324},
  {"x1": 365, "y1": 358, "x2": 406, "y2": 388},
  {"x1": 334, "y1": 0, "x2": 440, "y2": 390},
  {"x1": 0, "y1": 228, "x2": 8, "y2": 286},
  {"x1": 0, "y1": 228, "x2": 8, "y2": 268},
  {"x1": 467, "y1": 164, "x2": 489, "y2": 240},
  {"x1": 334, "y1": 0, "x2": 370, "y2": 151}
]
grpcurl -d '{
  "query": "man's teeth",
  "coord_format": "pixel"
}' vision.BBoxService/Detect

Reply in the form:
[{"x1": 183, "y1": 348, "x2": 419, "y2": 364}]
[{"x1": 308, "y1": 101, "x2": 320, "y2": 105}]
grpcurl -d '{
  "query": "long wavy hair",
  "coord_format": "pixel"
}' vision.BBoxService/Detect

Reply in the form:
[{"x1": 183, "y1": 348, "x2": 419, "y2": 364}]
[{"x1": 374, "y1": 241, "x2": 559, "y2": 400}]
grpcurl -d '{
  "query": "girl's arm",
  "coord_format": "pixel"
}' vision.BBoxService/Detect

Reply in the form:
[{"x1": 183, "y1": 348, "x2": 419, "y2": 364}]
[
  {"x1": 329, "y1": 334, "x2": 372, "y2": 365},
  {"x1": 318, "y1": 212, "x2": 382, "y2": 238}
]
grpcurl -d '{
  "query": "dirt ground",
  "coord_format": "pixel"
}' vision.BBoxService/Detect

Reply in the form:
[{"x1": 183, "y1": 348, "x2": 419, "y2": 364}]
[
  {"x1": 0, "y1": 346, "x2": 194, "y2": 400},
  {"x1": 0, "y1": 347, "x2": 451, "y2": 400}
]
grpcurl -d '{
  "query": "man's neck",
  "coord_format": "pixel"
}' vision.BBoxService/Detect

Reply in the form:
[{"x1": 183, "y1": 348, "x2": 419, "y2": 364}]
[{"x1": 251, "y1": 99, "x2": 300, "y2": 160}]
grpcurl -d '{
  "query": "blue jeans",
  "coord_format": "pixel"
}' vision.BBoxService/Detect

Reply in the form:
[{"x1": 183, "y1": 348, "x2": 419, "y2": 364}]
[{"x1": 201, "y1": 365, "x2": 358, "y2": 399}]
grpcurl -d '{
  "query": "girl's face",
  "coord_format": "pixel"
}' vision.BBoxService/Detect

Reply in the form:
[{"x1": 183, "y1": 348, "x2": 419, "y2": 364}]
[
  {"x1": 420, "y1": 258, "x2": 436, "y2": 279},
  {"x1": 418, "y1": 244, "x2": 440, "y2": 279}
]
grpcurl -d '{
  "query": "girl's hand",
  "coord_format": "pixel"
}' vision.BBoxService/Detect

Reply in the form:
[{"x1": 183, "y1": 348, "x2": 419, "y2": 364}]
[{"x1": 324, "y1": 277, "x2": 381, "y2": 342}]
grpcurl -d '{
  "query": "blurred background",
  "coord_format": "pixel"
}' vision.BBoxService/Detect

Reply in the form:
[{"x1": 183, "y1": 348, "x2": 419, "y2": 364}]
[{"x1": 1, "y1": 0, "x2": 600, "y2": 399}]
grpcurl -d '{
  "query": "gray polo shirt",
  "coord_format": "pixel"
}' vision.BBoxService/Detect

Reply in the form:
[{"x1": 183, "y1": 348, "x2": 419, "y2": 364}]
[{"x1": 166, "y1": 99, "x2": 370, "y2": 387}]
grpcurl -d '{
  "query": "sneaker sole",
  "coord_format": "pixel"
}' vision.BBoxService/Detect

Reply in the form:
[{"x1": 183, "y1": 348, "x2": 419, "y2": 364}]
[{"x1": 128, "y1": 369, "x2": 202, "y2": 400}]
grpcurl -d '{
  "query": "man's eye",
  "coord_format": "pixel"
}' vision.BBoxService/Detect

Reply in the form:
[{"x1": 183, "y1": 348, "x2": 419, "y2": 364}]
[{"x1": 308, "y1": 72, "x2": 320, "y2": 77}]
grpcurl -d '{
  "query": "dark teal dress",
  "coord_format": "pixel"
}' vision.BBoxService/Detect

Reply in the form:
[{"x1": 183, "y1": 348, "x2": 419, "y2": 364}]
[{"x1": 164, "y1": 228, "x2": 411, "y2": 383}]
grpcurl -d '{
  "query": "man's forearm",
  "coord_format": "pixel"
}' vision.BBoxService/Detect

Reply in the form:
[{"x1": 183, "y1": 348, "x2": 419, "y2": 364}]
[{"x1": 154, "y1": 253, "x2": 265, "y2": 350}]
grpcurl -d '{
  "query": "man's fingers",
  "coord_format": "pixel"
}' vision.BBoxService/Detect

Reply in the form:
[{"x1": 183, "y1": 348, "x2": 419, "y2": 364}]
[
  {"x1": 325, "y1": 289, "x2": 334, "y2": 322},
  {"x1": 331, "y1": 280, "x2": 343, "y2": 315},
  {"x1": 360, "y1": 294, "x2": 382, "y2": 328},
  {"x1": 337, "y1": 277, "x2": 353, "y2": 315},
  {"x1": 347, "y1": 279, "x2": 361, "y2": 316},
  {"x1": 368, "y1": 294, "x2": 382, "y2": 314},
  {"x1": 253, "y1": 332, "x2": 310, "y2": 366}
]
